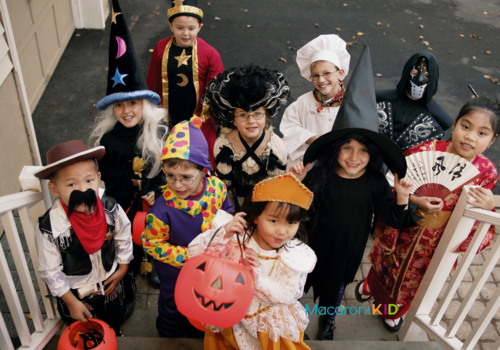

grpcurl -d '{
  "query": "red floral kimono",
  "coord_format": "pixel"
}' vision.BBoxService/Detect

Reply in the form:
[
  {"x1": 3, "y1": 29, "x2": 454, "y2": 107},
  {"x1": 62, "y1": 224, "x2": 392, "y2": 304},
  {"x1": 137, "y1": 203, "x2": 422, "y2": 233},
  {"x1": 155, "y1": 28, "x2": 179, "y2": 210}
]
[{"x1": 367, "y1": 140, "x2": 497, "y2": 319}]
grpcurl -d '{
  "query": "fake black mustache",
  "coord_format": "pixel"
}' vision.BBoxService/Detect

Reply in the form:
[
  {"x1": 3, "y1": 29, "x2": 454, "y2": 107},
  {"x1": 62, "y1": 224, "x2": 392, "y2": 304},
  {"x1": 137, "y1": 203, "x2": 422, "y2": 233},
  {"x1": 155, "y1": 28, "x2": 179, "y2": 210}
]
[{"x1": 68, "y1": 188, "x2": 97, "y2": 215}]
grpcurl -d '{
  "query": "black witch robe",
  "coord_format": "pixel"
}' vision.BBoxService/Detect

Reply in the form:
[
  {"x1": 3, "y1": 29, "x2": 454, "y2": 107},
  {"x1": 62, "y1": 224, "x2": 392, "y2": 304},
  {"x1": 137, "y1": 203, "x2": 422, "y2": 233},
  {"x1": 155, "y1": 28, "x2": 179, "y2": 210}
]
[
  {"x1": 376, "y1": 51, "x2": 452, "y2": 151},
  {"x1": 98, "y1": 122, "x2": 165, "y2": 221},
  {"x1": 303, "y1": 169, "x2": 408, "y2": 309}
]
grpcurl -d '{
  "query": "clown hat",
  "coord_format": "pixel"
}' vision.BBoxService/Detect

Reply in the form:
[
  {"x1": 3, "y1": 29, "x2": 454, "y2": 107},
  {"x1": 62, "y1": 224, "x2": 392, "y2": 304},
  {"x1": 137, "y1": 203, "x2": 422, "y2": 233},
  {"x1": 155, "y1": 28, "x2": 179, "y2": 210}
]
[
  {"x1": 161, "y1": 117, "x2": 211, "y2": 171},
  {"x1": 35, "y1": 140, "x2": 105, "y2": 179},
  {"x1": 96, "y1": 0, "x2": 160, "y2": 110},
  {"x1": 303, "y1": 46, "x2": 407, "y2": 178},
  {"x1": 296, "y1": 35, "x2": 351, "y2": 81},
  {"x1": 168, "y1": 0, "x2": 203, "y2": 22}
]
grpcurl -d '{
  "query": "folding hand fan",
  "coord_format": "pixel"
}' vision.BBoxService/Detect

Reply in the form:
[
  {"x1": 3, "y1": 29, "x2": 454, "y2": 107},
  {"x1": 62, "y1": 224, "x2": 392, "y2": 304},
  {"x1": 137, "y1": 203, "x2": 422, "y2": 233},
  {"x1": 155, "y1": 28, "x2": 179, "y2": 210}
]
[{"x1": 405, "y1": 151, "x2": 480, "y2": 198}]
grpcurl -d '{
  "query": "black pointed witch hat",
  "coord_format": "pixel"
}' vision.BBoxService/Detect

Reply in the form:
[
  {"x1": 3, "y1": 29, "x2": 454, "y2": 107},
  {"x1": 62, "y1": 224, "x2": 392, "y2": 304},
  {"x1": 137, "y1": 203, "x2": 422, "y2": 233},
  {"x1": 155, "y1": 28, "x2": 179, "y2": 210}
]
[
  {"x1": 96, "y1": 0, "x2": 160, "y2": 110},
  {"x1": 303, "y1": 45, "x2": 407, "y2": 177}
]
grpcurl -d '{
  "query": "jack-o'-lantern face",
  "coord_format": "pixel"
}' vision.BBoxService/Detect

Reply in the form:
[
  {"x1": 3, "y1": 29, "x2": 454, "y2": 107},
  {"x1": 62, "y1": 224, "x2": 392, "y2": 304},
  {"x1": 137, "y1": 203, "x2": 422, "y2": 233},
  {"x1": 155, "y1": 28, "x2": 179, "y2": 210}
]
[
  {"x1": 175, "y1": 254, "x2": 254, "y2": 328},
  {"x1": 57, "y1": 318, "x2": 117, "y2": 350}
]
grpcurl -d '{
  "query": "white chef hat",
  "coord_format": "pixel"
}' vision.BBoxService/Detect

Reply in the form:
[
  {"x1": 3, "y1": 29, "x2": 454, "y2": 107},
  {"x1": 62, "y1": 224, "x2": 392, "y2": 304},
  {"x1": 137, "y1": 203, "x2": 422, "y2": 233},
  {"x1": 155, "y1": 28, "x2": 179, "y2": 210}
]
[{"x1": 296, "y1": 35, "x2": 351, "y2": 81}]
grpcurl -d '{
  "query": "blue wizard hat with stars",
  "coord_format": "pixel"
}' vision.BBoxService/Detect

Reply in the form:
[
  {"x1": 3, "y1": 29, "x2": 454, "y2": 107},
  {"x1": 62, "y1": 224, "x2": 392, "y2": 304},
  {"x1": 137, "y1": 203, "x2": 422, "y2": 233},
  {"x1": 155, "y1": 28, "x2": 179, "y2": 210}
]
[{"x1": 96, "y1": 0, "x2": 160, "y2": 110}]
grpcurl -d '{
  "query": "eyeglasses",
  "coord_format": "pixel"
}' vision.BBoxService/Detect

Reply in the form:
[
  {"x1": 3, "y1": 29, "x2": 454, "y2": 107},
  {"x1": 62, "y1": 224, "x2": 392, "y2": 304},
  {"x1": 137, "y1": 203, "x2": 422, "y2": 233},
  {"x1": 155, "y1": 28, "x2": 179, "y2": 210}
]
[
  {"x1": 310, "y1": 70, "x2": 339, "y2": 81},
  {"x1": 234, "y1": 111, "x2": 266, "y2": 122},
  {"x1": 165, "y1": 169, "x2": 203, "y2": 186}
]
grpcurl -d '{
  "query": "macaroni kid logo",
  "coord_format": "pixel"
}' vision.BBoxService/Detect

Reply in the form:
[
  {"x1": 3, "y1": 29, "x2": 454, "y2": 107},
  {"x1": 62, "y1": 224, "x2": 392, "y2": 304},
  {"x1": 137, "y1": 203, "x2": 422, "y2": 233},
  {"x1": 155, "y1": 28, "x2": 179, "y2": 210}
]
[{"x1": 305, "y1": 304, "x2": 399, "y2": 316}]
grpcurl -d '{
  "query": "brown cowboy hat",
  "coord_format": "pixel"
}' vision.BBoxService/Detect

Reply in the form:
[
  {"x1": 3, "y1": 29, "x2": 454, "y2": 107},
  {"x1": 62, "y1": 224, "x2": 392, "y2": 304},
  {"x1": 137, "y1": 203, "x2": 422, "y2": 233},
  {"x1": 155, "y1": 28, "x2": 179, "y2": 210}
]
[{"x1": 34, "y1": 140, "x2": 105, "y2": 179}]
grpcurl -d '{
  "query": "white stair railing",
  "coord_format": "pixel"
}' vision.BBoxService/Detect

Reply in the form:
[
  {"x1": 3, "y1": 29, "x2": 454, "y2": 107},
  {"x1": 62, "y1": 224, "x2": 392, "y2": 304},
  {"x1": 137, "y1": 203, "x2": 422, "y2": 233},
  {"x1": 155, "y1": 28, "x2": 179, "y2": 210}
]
[
  {"x1": 0, "y1": 186, "x2": 62, "y2": 349},
  {"x1": 399, "y1": 188, "x2": 500, "y2": 350}
]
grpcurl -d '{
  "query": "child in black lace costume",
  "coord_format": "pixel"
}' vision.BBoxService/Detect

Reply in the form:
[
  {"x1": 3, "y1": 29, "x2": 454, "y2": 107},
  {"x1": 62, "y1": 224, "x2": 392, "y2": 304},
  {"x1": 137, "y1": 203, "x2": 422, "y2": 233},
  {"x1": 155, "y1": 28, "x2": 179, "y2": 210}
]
[{"x1": 204, "y1": 65, "x2": 290, "y2": 211}]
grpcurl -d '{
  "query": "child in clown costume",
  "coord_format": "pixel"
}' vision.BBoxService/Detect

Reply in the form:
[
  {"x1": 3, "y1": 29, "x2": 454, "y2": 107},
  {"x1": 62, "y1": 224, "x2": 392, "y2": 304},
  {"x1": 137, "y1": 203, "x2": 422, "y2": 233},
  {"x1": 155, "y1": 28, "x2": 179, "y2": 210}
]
[{"x1": 141, "y1": 116, "x2": 232, "y2": 338}]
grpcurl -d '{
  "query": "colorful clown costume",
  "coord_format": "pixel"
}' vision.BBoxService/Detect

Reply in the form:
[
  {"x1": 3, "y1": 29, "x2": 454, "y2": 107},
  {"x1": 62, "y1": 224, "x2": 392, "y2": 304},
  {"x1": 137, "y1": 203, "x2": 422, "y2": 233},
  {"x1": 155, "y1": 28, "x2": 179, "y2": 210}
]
[
  {"x1": 142, "y1": 176, "x2": 231, "y2": 337},
  {"x1": 141, "y1": 117, "x2": 232, "y2": 337}
]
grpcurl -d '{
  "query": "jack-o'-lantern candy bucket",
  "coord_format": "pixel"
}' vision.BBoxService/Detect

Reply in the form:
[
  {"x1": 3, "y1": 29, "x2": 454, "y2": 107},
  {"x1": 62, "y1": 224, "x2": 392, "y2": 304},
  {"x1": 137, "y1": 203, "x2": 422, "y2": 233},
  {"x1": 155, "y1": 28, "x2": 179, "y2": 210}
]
[
  {"x1": 175, "y1": 254, "x2": 254, "y2": 328},
  {"x1": 57, "y1": 318, "x2": 117, "y2": 350}
]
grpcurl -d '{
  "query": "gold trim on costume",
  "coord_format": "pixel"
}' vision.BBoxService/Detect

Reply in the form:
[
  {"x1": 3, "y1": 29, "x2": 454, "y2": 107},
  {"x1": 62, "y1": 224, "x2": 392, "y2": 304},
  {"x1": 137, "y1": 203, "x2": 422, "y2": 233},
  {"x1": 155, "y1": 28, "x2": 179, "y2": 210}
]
[
  {"x1": 161, "y1": 37, "x2": 174, "y2": 124},
  {"x1": 167, "y1": 5, "x2": 204, "y2": 19},
  {"x1": 388, "y1": 225, "x2": 426, "y2": 298},
  {"x1": 415, "y1": 210, "x2": 452, "y2": 229},
  {"x1": 192, "y1": 39, "x2": 200, "y2": 107},
  {"x1": 162, "y1": 38, "x2": 200, "y2": 123}
]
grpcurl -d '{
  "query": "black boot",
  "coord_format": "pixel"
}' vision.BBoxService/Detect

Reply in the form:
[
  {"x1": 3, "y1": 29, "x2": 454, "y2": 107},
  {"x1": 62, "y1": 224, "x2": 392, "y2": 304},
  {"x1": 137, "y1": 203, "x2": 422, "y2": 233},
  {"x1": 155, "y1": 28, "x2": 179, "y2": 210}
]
[
  {"x1": 147, "y1": 261, "x2": 160, "y2": 289},
  {"x1": 317, "y1": 315, "x2": 335, "y2": 340},
  {"x1": 123, "y1": 301, "x2": 136, "y2": 320}
]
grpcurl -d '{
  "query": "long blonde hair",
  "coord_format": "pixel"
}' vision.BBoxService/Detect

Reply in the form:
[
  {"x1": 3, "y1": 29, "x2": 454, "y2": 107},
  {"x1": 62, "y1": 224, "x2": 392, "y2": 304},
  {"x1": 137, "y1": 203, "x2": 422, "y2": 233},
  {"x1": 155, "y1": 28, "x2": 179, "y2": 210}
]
[{"x1": 90, "y1": 99, "x2": 168, "y2": 178}]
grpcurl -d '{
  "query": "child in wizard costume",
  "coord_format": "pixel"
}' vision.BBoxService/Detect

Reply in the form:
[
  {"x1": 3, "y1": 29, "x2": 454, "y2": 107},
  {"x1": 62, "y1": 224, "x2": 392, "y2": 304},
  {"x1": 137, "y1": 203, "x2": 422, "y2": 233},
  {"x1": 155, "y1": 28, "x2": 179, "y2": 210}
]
[
  {"x1": 146, "y1": 0, "x2": 224, "y2": 168},
  {"x1": 90, "y1": 0, "x2": 167, "y2": 288},
  {"x1": 141, "y1": 117, "x2": 232, "y2": 337}
]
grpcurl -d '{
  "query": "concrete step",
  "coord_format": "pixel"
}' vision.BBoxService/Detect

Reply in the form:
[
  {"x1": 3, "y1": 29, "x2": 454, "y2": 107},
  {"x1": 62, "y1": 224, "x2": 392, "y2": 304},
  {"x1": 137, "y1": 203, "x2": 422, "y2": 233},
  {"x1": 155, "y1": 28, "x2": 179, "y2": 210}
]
[
  {"x1": 121, "y1": 306, "x2": 431, "y2": 341},
  {"x1": 44, "y1": 336, "x2": 443, "y2": 350},
  {"x1": 44, "y1": 310, "x2": 439, "y2": 349}
]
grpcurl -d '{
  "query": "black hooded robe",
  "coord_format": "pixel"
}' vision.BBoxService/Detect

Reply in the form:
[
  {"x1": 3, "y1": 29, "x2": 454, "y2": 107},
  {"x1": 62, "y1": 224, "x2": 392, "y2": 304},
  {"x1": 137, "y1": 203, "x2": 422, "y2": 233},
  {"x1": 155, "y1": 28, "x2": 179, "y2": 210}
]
[{"x1": 376, "y1": 51, "x2": 452, "y2": 151}]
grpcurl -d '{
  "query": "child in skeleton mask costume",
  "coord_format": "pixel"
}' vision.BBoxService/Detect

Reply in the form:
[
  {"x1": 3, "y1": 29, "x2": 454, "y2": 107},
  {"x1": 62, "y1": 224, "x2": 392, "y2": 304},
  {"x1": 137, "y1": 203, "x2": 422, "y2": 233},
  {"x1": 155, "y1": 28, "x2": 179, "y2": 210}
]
[
  {"x1": 376, "y1": 51, "x2": 453, "y2": 151},
  {"x1": 35, "y1": 141, "x2": 135, "y2": 335}
]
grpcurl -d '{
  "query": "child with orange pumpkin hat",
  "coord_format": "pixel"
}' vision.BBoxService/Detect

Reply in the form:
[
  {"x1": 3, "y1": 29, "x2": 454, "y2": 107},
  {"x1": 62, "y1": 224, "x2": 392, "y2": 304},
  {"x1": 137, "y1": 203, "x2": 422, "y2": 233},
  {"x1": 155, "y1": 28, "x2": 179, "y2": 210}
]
[
  {"x1": 141, "y1": 116, "x2": 232, "y2": 338},
  {"x1": 188, "y1": 173, "x2": 317, "y2": 349}
]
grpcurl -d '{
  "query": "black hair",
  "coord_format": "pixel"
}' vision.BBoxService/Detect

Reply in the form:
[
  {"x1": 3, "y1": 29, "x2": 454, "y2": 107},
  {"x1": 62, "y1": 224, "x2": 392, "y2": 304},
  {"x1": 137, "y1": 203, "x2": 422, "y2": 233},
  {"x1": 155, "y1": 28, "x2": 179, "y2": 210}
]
[
  {"x1": 48, "y1": 159, "x2": 99, "y2": 184},
  {"x1": 240, "y1": 196, "x2": 309, "y2": 251},
  {"x1": 169, "y1": 14, "x2": 202, "y2": 24},
  {"x1": 204, "y1": 65, "x2": 290, "y2": 129},
  {"x1": 306, "y1": 134, "x2": 384, "y2": 214},
  {"x1": 455, "y1": 97, "x2": 500, "y2": 138}
]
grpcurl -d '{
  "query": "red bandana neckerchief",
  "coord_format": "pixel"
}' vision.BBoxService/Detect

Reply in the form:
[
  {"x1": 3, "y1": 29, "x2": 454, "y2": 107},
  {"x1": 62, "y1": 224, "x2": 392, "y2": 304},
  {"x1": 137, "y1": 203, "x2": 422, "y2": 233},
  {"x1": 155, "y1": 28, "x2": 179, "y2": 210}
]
[
  {"x1": 60, "y1": 198, "x2": 108, "y2": 255},
  {"x1": 313, "y1": 81, "x2": 345, "y2": 113}
]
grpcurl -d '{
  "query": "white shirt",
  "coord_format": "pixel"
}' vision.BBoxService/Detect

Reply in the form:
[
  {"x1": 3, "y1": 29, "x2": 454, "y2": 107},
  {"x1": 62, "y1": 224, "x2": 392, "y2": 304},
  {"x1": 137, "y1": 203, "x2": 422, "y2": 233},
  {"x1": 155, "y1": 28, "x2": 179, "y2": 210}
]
[
  {"x1": 188, "y1": 211, "x2": 317, "y2": 348},
  {"x1": 280, "y1": 91, "x2": 340, "y2": 162},
  {"x1": 36, "y1": 199, "x2": 133, "y2": 297}
]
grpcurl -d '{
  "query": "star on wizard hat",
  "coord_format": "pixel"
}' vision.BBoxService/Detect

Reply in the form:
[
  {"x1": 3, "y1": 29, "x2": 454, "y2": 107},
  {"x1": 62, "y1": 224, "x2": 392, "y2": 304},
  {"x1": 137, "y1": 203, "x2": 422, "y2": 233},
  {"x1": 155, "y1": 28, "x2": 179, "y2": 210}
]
[
  {"x1": 168, "y1": 0, "x2": 203, "y2": 22},
  {"x1": 96, "y1": 0, "x2": 160, "y2": 110},
  {"x1": 303, "y1": 45, "x2": 407, "y2": 178}
]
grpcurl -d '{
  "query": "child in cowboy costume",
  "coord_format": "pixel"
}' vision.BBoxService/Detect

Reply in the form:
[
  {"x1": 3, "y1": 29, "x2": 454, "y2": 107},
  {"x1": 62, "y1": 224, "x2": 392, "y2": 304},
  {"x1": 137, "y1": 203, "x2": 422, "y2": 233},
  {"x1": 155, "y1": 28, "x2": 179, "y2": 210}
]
[{"x1": 35, "y1": 140, "x2": 135, "y2": 335}]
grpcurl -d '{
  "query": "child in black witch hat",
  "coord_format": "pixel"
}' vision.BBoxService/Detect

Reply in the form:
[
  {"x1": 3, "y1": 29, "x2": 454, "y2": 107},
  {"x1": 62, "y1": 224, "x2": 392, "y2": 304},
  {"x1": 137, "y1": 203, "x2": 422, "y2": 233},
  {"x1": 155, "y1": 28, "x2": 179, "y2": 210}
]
[
  {"x1": 90, "y1": 0, "x2": 167, "y2": 288},
  {"x1": 146, "y1": 0, "x2": 224, "y2": 168},
  {"x1": 35, "y1": 141, "x2": 135, "y2": 335},
  {"x1": 290, "y1": 46, "x2": 415, "y2": 341}
]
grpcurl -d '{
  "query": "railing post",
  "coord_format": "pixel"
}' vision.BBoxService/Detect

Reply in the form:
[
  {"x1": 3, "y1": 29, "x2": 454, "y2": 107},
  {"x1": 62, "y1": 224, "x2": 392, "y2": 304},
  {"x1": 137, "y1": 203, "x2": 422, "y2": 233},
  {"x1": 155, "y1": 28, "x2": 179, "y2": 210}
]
[{"x1": 0, "y1": 233, "x2": 32, "y2": 346}]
